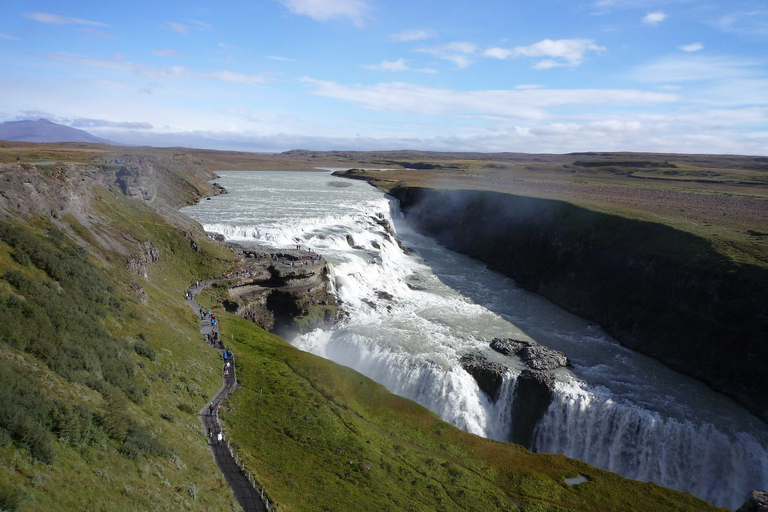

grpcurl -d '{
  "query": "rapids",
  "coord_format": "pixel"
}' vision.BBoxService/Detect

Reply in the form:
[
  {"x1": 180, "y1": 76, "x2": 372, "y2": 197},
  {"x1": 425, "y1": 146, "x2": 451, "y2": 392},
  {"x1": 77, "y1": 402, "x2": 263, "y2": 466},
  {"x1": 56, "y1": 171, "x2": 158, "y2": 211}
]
[{"x1": 181, "y1": 170, "x2": 768, "y2": 509}]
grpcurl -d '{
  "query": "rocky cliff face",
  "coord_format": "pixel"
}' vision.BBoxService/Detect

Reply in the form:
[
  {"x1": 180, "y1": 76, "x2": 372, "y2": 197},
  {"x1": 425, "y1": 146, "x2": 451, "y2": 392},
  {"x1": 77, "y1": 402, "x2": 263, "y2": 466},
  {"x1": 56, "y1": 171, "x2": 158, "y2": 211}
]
[
  {"x1": 222, "y1": 245, "x2": 341, "y2": 335},
  {"x1": 393, "y1": 186, "x2": 768, "y2": 424},
  {"x1": 460, "y1": 338, "x2": 569, "y2": 449}
]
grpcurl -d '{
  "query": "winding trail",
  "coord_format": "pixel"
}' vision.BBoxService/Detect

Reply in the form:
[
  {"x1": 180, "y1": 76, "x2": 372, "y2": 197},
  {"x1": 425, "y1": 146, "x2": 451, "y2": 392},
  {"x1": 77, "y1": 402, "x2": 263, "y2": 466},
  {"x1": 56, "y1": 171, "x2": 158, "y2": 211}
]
[{"x1": 185, "y1": 280, "x2": 268, "y2": 512}]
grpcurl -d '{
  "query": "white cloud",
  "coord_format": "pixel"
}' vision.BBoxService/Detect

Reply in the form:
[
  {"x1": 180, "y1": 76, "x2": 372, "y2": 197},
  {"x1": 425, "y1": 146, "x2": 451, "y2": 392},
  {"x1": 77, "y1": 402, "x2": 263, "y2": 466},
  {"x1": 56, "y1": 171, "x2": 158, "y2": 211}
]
[
  {"x1": 484, "y1": 39, "x2": 606, "y2": 68},
  {"x1": 679, "y1": 42, "x2": 704, "y2": 52},
  {"x1": 643, "y1": 11, "x2": 668, "y2": 25},
  {"x1": 268, "y1": 55, "x2": 297, "y2": 62},
  {"x1": 23, "y1": 12, "x2": 107, "y2": 27},
  {"x1": 70, "y1": 118, "x2": 153, "y2": 129},
  {"x1": 630, "y1": 55, "x2": 763, "y2": 83},
  {"x1": 44, "y1": 52, "x2": 188, "y2": 79},
  {"x1": 203, "y1": 70, "x2": 270, "y2": 85},
  {"x1": 164, "y1": 21, "x2": 189, "y2": 34},
  {"x1": 712, "y1": 9, "x2": 768, "y2": 40},
  {"x1": 418, "y1": 42, "x2": 478, "y2": 68},
  {"x1": 279, "y1": 0, "x2": 370, "y2": 27},
  {"x1": 0, "y1": 33, "x2": 20, "y2": 40},
  {"x1": 80, "y1": 28, "x2": 114, "y2": 39},
  {"x1": 301, "y1": 77, "x2": 678, "y2": 120},
  {"x1": 390, "y1": 29, "x2": 435, "y2": 42},
  {"x1": 152, "y1": 48, "x2": 179, "y2": 57},
  {"x1": 363, "y1": 58, "x2": 410, "y2": 72}
]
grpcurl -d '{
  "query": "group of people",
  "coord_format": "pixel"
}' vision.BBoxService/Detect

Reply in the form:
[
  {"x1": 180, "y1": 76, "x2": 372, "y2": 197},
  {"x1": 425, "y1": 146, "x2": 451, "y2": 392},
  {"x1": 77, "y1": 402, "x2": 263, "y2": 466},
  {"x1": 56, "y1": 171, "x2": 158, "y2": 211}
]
[{"x1": 187, "y1": 279, "x2": 231, "y2": 448}]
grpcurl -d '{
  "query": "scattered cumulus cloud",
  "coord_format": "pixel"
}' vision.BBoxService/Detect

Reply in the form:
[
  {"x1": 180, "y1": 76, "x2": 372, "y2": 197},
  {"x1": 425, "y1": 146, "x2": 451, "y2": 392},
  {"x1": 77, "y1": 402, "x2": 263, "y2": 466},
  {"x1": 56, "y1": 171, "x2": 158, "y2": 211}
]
[
  {"x1": 268, "y1": 55, "x2": 297, "y2": 62},
  {"x1": 219, "y1": 42, "x2": 238, "y2": 50},
  {"x1": 278, "y1": 0, "x2": 370, "y2": 27},
  {"x1": 643, "y1": 11, "x2": 668, "y2": 25},
  {"x1": 363, "y1": 58, "x2": 410, "y2": 72},
  {"x1": 0, "y1": 33, "x2": 20, "y2": 40},
  {"x1": 679, "y1": 42, "x2": 704, "y2": 52},
  {"x1": 390, "y1": 29, "x2": 435, "y2": 42},
  {"x1": 23, "y1": 12, "x2": 107, "y2": 27},
  {"x1": 485, "y1": 39, "x2": 606, "y2": 69}
]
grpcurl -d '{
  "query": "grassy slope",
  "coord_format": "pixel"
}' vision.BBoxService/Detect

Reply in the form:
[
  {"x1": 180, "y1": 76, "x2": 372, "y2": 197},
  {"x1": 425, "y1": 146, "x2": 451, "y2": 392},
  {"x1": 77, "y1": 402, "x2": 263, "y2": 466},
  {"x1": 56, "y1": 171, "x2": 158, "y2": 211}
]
[
  {"x1": 0, "y1": 145, "x2": 742, "y2": 511},
  {"x1": 0, "y1": 165, "x2": 242, "y2": 510},
  {"x1": 214, "y1": 314, "x2": 724, "y2": 512}
]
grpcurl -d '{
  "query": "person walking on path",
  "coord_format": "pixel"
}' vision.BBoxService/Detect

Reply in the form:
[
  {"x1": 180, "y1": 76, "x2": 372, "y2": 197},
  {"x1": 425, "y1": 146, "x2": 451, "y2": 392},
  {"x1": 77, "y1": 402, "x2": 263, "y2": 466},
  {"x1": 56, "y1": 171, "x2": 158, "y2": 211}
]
[{"x1": 217, "y1": 431, "x2": 223, "y2": 446}]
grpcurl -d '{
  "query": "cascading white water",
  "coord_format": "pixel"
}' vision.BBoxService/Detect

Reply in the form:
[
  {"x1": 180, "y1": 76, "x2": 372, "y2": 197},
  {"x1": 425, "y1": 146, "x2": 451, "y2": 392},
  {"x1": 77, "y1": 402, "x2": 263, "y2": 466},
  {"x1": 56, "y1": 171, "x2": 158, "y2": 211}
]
[{"x1": 182, "y1": 170, "x2": 768, "y2": 509}]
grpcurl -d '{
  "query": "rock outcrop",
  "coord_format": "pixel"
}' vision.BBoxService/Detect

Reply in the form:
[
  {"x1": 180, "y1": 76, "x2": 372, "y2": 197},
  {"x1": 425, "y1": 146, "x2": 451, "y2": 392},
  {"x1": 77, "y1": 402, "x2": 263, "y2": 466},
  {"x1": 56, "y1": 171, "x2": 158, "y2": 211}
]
[
  {"x1": 490, "y1": 338, "x2": 569, "y2": 371},
  {"x1": 221, "y1": 245, "x2": 342, "y2": 335},
  {"x1": 461, "y1": 338, "x2": 568, "y2": 449},
  {"x1": 738, "y1": 491, "x2": 768, "y2": 512},
  {"x1": 511, "y1": 369, "x2": 556, "y2": 448},
  {"x1": 459, "y1": 353, "x2": 507, "y2": 402},
  {"x1": 457, "y1": 354, "x2": 557, "y2": 450},
  {"x1": 116, "y1": 162, "x2": 156, "y2": 201}
]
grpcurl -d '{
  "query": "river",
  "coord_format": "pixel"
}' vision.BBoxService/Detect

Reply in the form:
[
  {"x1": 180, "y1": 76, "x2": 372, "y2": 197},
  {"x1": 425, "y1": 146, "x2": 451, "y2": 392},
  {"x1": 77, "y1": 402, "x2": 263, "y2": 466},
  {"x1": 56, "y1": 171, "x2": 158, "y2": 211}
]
[{"x1": 181, "y1": 170, "x2": 768, "y2": 509}]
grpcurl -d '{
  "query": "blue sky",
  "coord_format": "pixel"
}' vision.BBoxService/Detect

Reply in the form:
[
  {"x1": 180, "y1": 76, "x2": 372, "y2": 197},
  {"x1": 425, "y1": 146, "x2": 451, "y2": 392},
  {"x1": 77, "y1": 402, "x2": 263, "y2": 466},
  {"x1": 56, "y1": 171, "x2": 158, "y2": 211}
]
[{"x1": 1, "y1": 0, "x2": 767, "y2": 154}]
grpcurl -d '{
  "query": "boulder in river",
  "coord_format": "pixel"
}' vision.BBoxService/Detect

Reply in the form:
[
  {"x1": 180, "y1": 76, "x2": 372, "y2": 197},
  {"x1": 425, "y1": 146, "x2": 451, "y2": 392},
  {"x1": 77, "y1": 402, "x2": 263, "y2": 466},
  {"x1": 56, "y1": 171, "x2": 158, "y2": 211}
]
[{"x1": 490, "y1": 337, "x2": 569, "y2": 371}]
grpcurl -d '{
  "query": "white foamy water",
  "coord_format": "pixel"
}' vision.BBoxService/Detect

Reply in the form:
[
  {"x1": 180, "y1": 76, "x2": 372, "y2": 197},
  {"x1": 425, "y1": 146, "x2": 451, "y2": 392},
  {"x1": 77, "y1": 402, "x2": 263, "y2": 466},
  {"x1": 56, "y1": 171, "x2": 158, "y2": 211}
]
[{"x1": 182, "y1": 170, "x2": 768, "y2": 509}]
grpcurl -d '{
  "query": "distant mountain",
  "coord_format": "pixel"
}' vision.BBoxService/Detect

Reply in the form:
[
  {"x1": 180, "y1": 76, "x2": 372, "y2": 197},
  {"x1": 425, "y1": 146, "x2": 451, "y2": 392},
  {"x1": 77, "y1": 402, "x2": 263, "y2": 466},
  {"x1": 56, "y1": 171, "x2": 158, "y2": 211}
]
[{"x1": 0, "y1": 118, "x2": 111, "y2": 144}]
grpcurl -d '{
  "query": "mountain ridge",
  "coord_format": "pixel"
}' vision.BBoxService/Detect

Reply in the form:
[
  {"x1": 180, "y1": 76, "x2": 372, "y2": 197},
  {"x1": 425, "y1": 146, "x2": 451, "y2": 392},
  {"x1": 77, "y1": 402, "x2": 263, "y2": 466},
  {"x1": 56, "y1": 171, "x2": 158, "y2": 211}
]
[{"x1": 0, "y1": 118, "x2": 111, "y2": 144}]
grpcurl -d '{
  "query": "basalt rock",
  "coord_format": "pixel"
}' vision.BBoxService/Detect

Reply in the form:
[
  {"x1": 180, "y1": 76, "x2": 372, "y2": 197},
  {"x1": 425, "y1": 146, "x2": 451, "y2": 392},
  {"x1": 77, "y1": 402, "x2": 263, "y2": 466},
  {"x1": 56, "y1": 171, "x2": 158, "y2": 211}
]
[
  {"x1": 222, "y1": 245, "x2": 340, "y2": 335},
  {"x1": 738, "y1": 491, "x2": 768, "y2": 512},
  {"x1": 460, "y1": 353, "x2": 508, "y2": 402},
  {"x1": 490, "y1": 338, "x2": 569, "y2": 371},
  {"x1": 510, "y1": 369, "x2": 556, "y2": 449}
]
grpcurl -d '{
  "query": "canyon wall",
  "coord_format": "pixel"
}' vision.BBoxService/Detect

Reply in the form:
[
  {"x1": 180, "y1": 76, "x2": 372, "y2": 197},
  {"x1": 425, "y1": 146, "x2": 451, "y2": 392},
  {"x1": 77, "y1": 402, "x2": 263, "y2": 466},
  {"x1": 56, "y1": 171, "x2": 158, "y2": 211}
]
[{"x1": 390, "y1": 186, "x2": 768, "y2": 423}]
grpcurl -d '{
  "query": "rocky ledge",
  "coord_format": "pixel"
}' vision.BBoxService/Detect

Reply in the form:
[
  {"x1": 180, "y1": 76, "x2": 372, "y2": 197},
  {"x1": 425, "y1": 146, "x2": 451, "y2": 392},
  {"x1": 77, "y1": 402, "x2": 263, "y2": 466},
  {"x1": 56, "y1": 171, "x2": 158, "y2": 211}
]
[
  {"x1": 490, "y1": 338, "x2": 569, "y2": 370},
  {"x1": 217, "y1": 243, "x2": 342, "y2": 335},
  {"x1": 460, "y1": 338, "x2": 570, "y2": 449},
  {"x1": 459, "y1": 353, "x2": 508, "y2": 402}
]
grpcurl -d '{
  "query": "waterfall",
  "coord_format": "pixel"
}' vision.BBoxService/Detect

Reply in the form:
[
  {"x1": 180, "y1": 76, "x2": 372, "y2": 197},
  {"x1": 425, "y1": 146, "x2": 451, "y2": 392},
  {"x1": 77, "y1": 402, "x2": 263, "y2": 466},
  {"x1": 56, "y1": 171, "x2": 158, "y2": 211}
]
[{"x1": 182, "y1": 170, "x2": 768, "y2": 510}]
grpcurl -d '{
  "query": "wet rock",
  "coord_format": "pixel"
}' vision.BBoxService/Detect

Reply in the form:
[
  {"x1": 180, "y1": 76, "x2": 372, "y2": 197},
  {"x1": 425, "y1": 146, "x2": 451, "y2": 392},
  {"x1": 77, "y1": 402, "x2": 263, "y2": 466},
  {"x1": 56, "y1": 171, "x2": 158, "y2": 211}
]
[
  {"x1": 491, "y1": 338, "x2": 569, "y2": 371},
  {"x1": 460, "y1": 353, "x2": 508, "y2": 402},
  {"x1": 738, "y1": 491, "x2": 768, "y2": 512},
  {"x1": 346, "y1": 234, "x2": 363, "y2": 250},
  {"x1": 510, "y1": 369, "x2": 556, "y2": 449}
]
